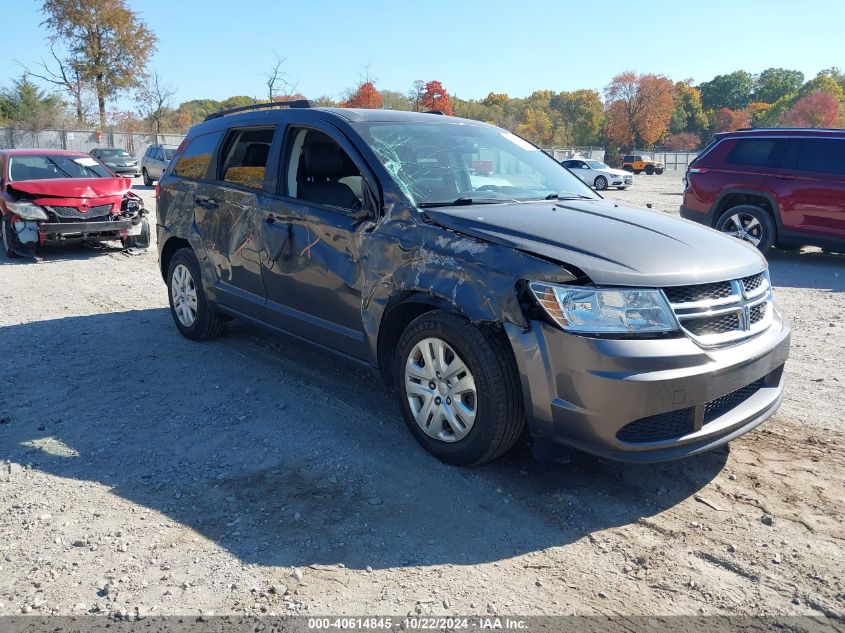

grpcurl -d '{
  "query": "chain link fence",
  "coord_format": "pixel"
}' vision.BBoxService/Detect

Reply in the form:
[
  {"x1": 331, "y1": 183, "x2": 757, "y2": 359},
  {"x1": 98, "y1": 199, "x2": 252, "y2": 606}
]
[{"x1": 0, "y1": 127, "x2": 187, "y2": 160}]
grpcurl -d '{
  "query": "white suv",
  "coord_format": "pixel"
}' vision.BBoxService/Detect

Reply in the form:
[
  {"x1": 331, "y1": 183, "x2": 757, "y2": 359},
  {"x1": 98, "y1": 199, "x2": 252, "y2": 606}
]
[
  {"x1": 561, "y1": 158, "x2": 633, "y2": 191},
  {"x1": 141, "y1": 144, "x2": 178, "y2": 185}
]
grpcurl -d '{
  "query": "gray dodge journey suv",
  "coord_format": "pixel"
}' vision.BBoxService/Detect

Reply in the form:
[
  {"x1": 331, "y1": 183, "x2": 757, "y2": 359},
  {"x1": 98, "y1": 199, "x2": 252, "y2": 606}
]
[{"x1": 156, "y1": 102, "x2": 790, "y2": 466}]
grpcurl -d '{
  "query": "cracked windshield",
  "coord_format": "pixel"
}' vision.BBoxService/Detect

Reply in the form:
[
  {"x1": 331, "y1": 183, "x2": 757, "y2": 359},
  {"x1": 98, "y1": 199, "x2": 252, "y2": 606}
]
[{"x1": 359, "y1": 121, "x2": 599, "y2": 207}]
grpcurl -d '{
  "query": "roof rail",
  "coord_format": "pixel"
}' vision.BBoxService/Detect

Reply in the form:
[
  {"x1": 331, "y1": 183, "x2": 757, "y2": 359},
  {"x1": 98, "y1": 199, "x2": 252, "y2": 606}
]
[
  {"x1": 204, "y1": 99, "x2": 317, "y2": 121},
  {"x1": 734, "y1": 126, "x2": 845, "y2": 132}
]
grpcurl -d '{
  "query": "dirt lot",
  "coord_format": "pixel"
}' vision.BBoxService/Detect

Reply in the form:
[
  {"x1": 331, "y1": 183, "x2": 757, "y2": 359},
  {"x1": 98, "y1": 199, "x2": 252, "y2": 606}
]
[{"x1": 0, "y1": 176, "x2": 843, "y2": 622}]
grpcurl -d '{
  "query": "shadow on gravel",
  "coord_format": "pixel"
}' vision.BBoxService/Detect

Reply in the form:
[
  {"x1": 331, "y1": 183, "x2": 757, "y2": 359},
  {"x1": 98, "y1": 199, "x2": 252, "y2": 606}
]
[
  {"x1": 0, "y1": 309, "x2": 727, "y2": 570},
  {"x1": 0, "y1": 242, "x2": 125, "y2": 265},
  {"x1": 768, "y1": 249, "x2": 844, "y2": 292}
]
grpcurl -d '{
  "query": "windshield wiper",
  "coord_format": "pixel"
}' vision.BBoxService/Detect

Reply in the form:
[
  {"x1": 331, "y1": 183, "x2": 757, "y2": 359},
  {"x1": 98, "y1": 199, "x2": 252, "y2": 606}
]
[
  {"x1": 544, "y1": 192, "x2": 595, "y2": 200},
  {"x1": 418, "y1": 197, "x2": 505, "y2": 208}
]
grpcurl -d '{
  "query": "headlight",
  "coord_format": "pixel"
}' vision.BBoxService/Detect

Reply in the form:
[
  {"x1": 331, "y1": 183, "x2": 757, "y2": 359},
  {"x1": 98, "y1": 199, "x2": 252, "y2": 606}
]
[
  {"x1": 529, "y1": 282, "x2": 678, "y2": 334},
  {"x1": 7, "y1": 201, "x2": 48, "y2": 221}
]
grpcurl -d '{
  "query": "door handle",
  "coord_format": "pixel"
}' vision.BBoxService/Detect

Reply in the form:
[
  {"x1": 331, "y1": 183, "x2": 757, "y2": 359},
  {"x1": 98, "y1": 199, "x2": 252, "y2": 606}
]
[
  {"x1": 195, "y1": 196, "x2": 218, "y2": 210},
  {"x1": 773, "y1": 175, "x2": 795, "y2": 180}
]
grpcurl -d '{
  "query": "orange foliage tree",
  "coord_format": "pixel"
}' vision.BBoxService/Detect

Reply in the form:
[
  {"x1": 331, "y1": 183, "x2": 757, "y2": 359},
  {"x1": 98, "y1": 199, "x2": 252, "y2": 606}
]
[
  {"x1": 604, "y1": 72, "x2": 675, "y2": 148},
  {"x1": 341, "y1": 82, "x2": 383, "y2": 109},
  {"x1": 420, "y1": 80, "x2": 453, "y2": 115},
  {"x1": 783, "y1": 91, "x2": 841, "y2": 127},
  {"x1": 713, "y1": 107, "x2": 751, "y2": 132},
  {"x1": 663, "y1": 132, "x2": 702, "y2": 150}
]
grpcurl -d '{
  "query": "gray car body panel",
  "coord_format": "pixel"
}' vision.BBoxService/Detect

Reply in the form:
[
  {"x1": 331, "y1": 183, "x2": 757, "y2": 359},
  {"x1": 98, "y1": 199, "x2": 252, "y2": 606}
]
[{"x1": 423, "y1": 199, "x2": 767, "y2": 287}]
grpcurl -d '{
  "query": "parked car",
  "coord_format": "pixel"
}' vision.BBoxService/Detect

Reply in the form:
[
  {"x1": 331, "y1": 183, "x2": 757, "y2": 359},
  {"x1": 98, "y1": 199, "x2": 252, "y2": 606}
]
[
  {"x1": 623, "y1": 154, "x2": 664, "y2": 174},
  {"x1": 89, "y1": 147, "x2": 141, "y2": 177},
  {"x1": 561, "y1": 158, "x2": 633, "y2": 190},
  {"x1": 157, "y1": 103, "x2": 789, "y2": 466},
  {"x1": 141, "y1": 144, "x2": 178, "y2": 185},
  {"x1": 681, "y1": 128, "x2": 845, "y2": 255},
  {"x1": 1, "y1": 149, "x2": 149, "y2": 257}
]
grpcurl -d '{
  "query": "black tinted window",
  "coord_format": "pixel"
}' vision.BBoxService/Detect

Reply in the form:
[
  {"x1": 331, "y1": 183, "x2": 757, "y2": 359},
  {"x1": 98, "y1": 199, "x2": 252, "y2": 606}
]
[
  {"x1": 795, "y1": 139, "x2": 845, "y2": 175},
  {"x1": 726, "y1": 139, "x2": 782, "y2": 167},
  {"x1": 172, "y1": 132, "x2": 222, "y2": 180},
  {"x1": 219, "y1": 127, "x2": 275, "y2": 190}
]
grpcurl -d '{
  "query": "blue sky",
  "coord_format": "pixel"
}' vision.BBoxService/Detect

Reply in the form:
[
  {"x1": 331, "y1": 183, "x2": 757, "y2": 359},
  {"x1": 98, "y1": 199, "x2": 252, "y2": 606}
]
[{"x1": 2, "y1": 0, "x2": 843, "y2": 106}]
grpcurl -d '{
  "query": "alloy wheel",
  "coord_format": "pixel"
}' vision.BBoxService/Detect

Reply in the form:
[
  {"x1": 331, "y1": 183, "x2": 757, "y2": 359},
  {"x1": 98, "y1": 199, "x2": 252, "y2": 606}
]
[
  {"x1": 171, "y1": 263, "x2": 198, "y2": 327},
  {"x1": 721, "y1": 212, "x2": 763, "y2": 247},
  {"x1": 404, "y1": 337, "x2": 478, "y2": 442}
]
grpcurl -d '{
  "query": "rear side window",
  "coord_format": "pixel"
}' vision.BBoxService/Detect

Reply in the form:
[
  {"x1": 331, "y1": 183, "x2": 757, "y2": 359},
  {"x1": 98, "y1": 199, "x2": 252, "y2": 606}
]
[
  {"x1": 219, "y1": 127, "x2": 275, "y2": 190},
  {"x1": 795, "y1": 139, "x2": 845, "y2": 175},
  {"x1": 623, "y1": 155, "x2": 634, "y2": 162},
  {"x1": 726, "y1": 139, "x2": 782, "y2": 167},
  {"x1": 172, "y1": 132, "x2": 222, "y2": 179}
]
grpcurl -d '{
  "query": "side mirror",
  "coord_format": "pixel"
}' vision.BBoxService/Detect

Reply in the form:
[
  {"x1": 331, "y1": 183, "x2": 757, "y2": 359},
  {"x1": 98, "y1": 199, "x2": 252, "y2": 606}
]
[{"x1": 582, "y1": 165, "x2": 590, "y2": 169}]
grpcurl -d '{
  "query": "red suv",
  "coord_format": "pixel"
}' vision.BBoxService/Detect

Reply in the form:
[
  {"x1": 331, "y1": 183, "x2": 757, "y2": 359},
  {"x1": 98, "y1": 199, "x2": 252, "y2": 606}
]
[{"x1": 681, "y1": 128, "x2": 845, "y2": 255}]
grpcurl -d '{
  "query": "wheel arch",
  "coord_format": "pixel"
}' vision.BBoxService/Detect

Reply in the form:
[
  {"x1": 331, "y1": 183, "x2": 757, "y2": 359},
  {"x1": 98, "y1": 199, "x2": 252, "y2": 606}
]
[
  {"x1": 710, "y1": 188, "x2": 784, "y2": 231},
  {"x1": 159, "y1": 235, "x2": 191, "y2": 281}
]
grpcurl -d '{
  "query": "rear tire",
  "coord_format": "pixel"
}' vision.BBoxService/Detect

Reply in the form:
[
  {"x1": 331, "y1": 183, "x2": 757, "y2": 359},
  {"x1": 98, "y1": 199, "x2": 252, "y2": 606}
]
[
  {"x1": 633, "y1": 169, "x2": 642, "y2": 175},
  {"x1": 142, "y1": 168, "x2": 152, "y2": 186},
  {"x1": 394, "y1": 310, "x2": 524, "y2": 466},
  {"x1": 715, "y1": 205, "x2": 776, "y2": 256},
  {"x1": 1, "y1": 215, "x2": 23, "y2": 258},
  {"x1": 166, "y1": 248, "x2": 228, "y2": 340},
  {"x1": 594, "y1": 176, "x2": 608, "y2": 191},
  {"x1": 623, "y1": 165, "x2": 634, "y2": 173}
]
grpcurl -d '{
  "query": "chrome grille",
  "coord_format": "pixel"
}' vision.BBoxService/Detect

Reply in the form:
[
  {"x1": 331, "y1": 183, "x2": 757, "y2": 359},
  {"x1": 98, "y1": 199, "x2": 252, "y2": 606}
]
[
  {"x1": 47, "y1": 204, "x2": 113, "y2": 220},
  {"x1": 664, "y1": 271, "x2": 773, "y2": 347}
]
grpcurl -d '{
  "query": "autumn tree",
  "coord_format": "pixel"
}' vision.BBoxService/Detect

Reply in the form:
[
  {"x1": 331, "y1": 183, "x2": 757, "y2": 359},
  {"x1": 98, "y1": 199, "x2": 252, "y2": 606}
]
[
  {"x1": 419, "y1": 80, "x2": 453, "y2": 115},
  {"x1": 604, "y1": 72, "x2": 675, "y2": 149},
  {"x1": 41, "y1": 0, "x2": 157, "y2": 130},
  {"x1": 136, "y1": 71, "x2": 175, "y2": 141},
  {"x1": 712, "y1": 107, "x2": 751, "y2": 132},
  {"x1": 669, "y1": 81, "x2": 708, "y2": 135},
  {"x1": 783, "y1": 91, "x2": 841, "y2": 127},
  {"x1": 341, "y1": 81, "x2": 383, "y2": 109},
  {"x1": 550, "y1": 89, "x2": 603, "y2": 146},
  {"x1": 663, "y1": 132, "x2": 701, "y2": 151},
  {"x1": 515, "y1": 107, "x2": 553, "y2": 146}
]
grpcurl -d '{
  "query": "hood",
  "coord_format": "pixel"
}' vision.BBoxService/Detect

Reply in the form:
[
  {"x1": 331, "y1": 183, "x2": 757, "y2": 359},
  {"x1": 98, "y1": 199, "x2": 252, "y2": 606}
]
[
  {"x1": 8, "y1": 177, "x2": 132, "y2": 199},
  {"x1": 423, "y1": 200, "x2": 766, "y2": 287}
]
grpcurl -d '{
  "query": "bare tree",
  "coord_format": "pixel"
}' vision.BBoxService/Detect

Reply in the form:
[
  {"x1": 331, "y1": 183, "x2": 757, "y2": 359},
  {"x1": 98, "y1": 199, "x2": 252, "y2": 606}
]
[
  {"x1": 265, "y1": 52, "x2": 299, "y2": 101},
  {"x1": 18, "y1": 49, "x2": 91, "y2": 124},
  {"x1": 136, "y1": 72, "x2": 175, "y2": 142}
]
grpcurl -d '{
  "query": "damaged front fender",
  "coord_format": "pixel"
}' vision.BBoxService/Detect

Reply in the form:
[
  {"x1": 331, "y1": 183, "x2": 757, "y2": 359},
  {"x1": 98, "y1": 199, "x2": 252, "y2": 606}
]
[{"x1": 360, "y1": 218, "x2": 578, "y2": 370}]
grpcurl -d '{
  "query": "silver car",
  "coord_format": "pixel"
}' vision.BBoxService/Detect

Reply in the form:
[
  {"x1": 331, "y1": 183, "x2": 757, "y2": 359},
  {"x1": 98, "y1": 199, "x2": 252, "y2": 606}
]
[{"x1": 141, "y1": 144, "x2": 178, "y2": 185}]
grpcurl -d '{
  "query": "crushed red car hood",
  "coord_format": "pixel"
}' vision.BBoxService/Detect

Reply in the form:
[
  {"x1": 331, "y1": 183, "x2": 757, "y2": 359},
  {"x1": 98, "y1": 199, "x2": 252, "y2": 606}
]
[{"x1": 8, "y1": 177, "x2": 132, "y2": 199}]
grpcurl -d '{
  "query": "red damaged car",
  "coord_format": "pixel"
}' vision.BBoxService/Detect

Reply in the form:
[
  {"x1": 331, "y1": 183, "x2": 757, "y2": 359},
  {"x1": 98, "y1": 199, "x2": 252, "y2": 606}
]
[{"x1": 0, "y1": 149, "x2": 150, "y2": 258}]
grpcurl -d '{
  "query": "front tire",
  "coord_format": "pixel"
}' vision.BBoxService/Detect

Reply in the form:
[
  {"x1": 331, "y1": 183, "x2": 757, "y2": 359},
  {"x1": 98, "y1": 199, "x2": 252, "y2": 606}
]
[
  {"x1": 394, "y1": 310, "x2": 524, "y2": 466},
  {"x1": 166, "y1": 248, "x2": 227, "y2": 340},
  {"x1": 594, "y1": 176, "x2": 608, "y2": 191},
  {"x1": 142, "y1": 168, "x2": 152, "y2": 186},
  {"x1": 645, "y1": 165, "x2": 656, "y2": 175},
  {"x1": 121, "y1": 218, "x2": 150, "y2": 250},
  {"x1": 715, "y1": 205, "x2": 776, "y2": 255},
  {"x1": 1, "y1": 215, "x2": 23, "y2": 258},
  {"x1": 655, "y1": 169, "x2": 664, "y2": 175}
]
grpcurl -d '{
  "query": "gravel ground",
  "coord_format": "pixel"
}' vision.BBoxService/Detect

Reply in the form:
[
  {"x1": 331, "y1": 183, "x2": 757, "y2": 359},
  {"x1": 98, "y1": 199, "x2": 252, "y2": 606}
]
[{"x1": 0, "y1": 177, "x2": 843, "y2": 621}]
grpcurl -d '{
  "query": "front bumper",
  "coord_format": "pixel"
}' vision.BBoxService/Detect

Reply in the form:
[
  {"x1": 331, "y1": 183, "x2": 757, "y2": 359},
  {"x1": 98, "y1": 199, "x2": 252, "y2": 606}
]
[
  {"x1": 505, "y1": 309, "x2": 790, "y2": 462},
  {"x1": 680, "y1": 204, "x2": 715, "y2": 227},
  {"x1": 107, "y1": 165, "x2": 141, "y2": 175},
  {"x1": 39, "y1": 219, "x2": 134, "y2": 236}
]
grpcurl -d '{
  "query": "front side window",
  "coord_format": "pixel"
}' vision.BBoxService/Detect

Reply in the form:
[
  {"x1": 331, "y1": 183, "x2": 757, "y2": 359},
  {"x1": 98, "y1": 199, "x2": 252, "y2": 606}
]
[
  {"x1": 795, "y1": 138, "x2": 845, "y2": 175},
  {"x1": 284, "y1": 128, "x2": 370, "y2": 212},
  {"x1": 357, "y1": 121, "x2": 598, "y2": 206},
  {"x1": 219, "y1": 127, "x2": 275, "y2": 190},
  {"x1": 8, "y1": 154, "x2": 112, "y2": 181},
  {"x1": 172, "y1": 132, "x2": 222, "y2": 180}
]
